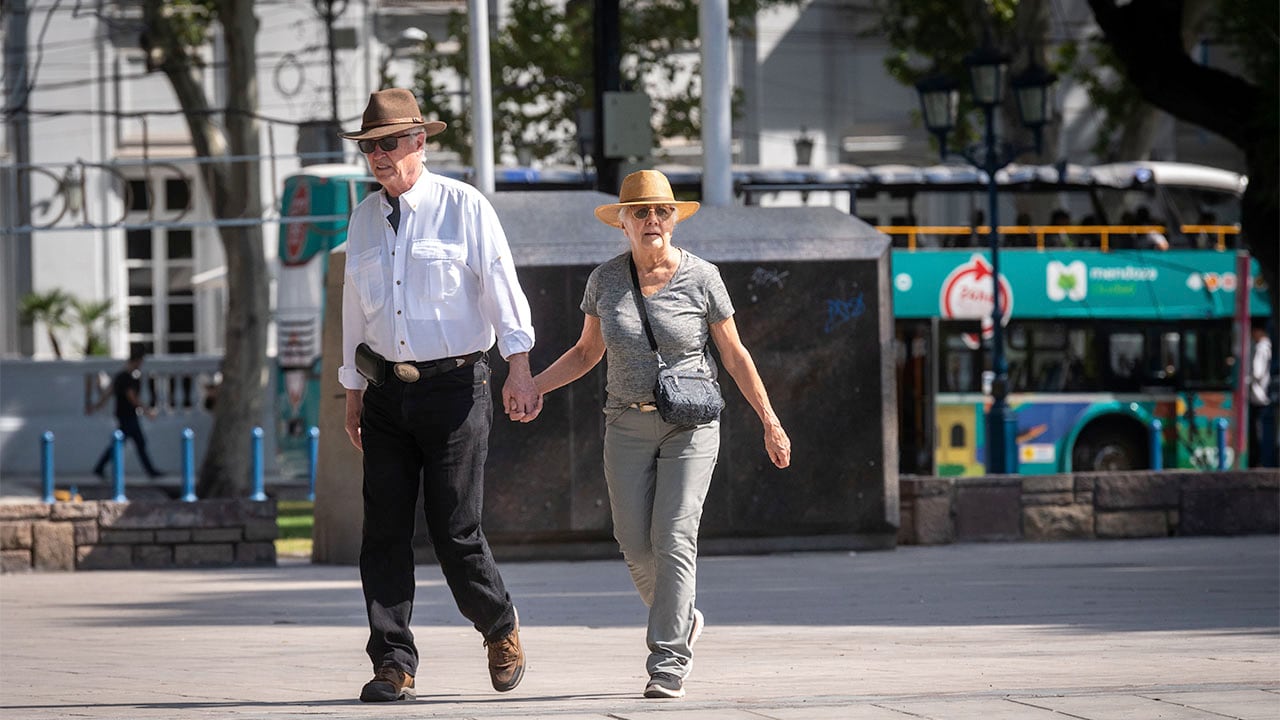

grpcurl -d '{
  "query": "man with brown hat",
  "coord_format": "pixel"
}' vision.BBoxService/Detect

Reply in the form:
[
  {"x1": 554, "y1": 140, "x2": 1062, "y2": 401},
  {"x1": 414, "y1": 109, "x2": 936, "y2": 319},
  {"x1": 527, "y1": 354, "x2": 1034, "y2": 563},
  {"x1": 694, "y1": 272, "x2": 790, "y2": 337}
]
[{"x1": 337, "y1": 87, "x2": 537, "y2": 702}]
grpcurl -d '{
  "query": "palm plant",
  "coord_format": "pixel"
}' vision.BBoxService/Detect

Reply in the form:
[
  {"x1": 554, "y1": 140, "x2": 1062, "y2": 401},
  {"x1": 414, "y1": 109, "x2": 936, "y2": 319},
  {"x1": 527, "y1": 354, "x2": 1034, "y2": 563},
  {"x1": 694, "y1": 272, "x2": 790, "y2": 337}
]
[
  {"x1": 72, "y1": 298, "x2": 117, "y2": 356},
  {"x1": 19, "y1": 289, "x2": 73, "y2": 358}
]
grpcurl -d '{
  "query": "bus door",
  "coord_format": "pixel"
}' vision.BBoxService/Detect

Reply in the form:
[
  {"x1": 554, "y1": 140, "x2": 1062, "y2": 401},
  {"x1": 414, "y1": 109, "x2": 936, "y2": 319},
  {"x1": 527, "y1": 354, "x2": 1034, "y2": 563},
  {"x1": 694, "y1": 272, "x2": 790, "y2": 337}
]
[
  {"x1": 931, "y1": 320, "x2": 988, "y2": 476},
  {"x1": 895, "y1": 319, "x2": 936, "y2": 474}
]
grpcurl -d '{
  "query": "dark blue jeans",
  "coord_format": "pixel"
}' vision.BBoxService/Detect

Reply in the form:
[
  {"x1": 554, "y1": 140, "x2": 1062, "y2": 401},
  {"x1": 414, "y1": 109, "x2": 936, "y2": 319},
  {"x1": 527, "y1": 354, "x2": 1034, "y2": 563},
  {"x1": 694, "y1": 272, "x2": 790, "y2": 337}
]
[{"x1": 358, "y1": 356, "x2": 515, "y2": 676}]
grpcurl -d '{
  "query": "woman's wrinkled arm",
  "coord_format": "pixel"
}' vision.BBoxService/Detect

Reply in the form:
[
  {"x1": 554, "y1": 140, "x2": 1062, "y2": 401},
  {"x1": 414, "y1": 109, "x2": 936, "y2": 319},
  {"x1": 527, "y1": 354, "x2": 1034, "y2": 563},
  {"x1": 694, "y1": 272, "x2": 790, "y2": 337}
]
[{"x1": 533, "y1": 314, "x2": 607, "y2": 396}]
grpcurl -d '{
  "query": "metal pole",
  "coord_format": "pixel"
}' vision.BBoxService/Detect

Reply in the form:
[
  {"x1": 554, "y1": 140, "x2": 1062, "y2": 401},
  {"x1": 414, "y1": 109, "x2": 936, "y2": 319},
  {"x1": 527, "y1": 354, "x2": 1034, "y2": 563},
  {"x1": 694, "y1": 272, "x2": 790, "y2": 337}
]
[
  {"x1": 592, "y1": 0, "x2": 621, "y2": 194},
  {"x1": 181, "y1": 428, "x2": 197, "y2": 502},
  {"x1": 699, "y1": 0, "x2": 733, "y2": 206},
  {"x1": 4, "y1": 0, "x2": 34, "y2": 356},
  {"x1": 250, "y1": 426, "x2": 266, "y2": 501},
  {"x1": 41, "y1": 431, "x2": 54, "y2": 503},
  {"x1": 1215, "y1": 418, "x2": 1229, "y2": 470},
  {"x1": 326, "y1": 8, "x2": 338, "y2": 123},
  {"x1": 468, "y1": 0, "x2": 495, "y2": 195},
  {"x1": 308, "y1": 425, "x2": 320, "y2": 502},
  {"x1": 111, "y1": 429, "x2": 127, "y2": 502},
  {"x1": 313, "y1": 0, "x2": 346, "y2": 124},
  {"x1": 1149, "y1": 419, "x2": 1164, "y2": 471},
  {"x1": 984, "y1": 104, "x2": 1016, "y2": 475},
  {"x1": 1232, "y1": 251, "x2": 1251, "y2": 465}
]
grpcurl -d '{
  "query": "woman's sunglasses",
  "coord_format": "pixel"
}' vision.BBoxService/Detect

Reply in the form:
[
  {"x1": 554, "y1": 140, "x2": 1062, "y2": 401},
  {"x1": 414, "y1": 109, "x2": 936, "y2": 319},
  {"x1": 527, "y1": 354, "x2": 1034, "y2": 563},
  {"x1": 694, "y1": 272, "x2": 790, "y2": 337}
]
[
  {"x1": 358, "y1": 133, "x2": 415, "y2": 154},
  {"x1": 631, "y1": 206, "x2": 674, "y2": 220}
]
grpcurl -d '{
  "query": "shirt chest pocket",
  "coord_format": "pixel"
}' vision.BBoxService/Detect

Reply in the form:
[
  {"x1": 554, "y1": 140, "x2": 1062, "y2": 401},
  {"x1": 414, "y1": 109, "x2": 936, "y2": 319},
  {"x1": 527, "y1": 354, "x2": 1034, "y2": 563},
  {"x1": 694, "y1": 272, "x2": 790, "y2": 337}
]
[
  {"x1": 347, "y1": 246, "x2": 387, "y2": 317},
  {"x1": 406, "y1": 238, "x2": 467, "y2": 317}
]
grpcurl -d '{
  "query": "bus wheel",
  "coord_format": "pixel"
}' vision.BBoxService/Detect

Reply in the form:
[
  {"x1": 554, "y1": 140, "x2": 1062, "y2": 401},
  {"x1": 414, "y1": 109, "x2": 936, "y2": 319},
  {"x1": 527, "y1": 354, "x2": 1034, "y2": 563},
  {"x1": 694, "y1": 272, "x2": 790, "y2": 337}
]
[{"x1": 1071, "y1": 424, "x2": 1146, "y2": 471}]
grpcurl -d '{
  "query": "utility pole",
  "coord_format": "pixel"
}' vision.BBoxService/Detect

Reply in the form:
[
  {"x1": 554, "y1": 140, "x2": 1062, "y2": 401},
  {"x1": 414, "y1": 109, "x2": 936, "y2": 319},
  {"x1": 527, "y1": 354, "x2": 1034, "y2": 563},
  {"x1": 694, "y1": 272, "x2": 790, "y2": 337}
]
[
  {"x1": 592, "y1": 0, "x2": 621, "y2": 195},
  {"x1": 308, "y1": 0, "x2": 346, "y2": 164},
  {"x1": 3, "y1": 0, "x2": 34, "y2": 355},
  {"x1": 699, "y1": 0, "x2": 732, "y2": 206},
  {"x1": 469, "y1": 0, "x2": 495, "y2": 195}
]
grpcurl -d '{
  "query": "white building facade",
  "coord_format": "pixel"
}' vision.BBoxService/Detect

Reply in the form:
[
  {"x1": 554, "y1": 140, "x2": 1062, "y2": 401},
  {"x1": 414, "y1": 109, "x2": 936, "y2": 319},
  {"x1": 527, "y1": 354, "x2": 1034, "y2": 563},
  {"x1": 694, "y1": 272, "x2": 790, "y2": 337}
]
[{"x1": 1, "y1": 0, "x2": 1245, "y2": 361}]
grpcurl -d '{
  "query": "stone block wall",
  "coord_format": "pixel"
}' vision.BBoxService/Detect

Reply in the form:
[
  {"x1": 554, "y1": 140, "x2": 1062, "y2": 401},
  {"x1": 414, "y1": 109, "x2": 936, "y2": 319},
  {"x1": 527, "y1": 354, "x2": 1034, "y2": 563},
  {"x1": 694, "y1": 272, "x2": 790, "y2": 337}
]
[
  {"x1": 0, "y1": 498, "x2": 277, "y2": 572},
  {"x1": 899, "y1": 469, "x2": 1279, "y2": 545}
]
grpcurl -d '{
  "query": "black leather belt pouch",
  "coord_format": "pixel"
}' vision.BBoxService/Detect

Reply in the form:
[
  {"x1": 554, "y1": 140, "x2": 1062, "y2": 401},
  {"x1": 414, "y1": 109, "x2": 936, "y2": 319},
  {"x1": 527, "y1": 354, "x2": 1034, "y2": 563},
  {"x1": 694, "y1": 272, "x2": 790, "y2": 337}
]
[{"x1": 355, "y1": 343, "x2": 385, "y2": 387}]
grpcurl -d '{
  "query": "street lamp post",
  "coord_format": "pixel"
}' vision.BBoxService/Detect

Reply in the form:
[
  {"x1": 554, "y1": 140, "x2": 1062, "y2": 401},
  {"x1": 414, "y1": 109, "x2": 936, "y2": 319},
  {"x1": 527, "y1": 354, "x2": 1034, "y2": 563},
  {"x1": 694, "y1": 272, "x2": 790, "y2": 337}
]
[{"x1": 915, "y1": 47, "x2": 1056, "y2": 475}]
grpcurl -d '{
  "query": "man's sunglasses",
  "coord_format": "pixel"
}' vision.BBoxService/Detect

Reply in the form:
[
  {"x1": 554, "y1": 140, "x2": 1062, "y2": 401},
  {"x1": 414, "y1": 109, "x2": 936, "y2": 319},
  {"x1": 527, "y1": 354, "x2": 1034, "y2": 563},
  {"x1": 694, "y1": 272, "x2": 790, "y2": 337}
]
[
  {"x1": 358, "y1": 133, "x2": 416, "y2": 154},
  {"x1": 631, "y1": 206, "x2": 674, "y2": 220}
]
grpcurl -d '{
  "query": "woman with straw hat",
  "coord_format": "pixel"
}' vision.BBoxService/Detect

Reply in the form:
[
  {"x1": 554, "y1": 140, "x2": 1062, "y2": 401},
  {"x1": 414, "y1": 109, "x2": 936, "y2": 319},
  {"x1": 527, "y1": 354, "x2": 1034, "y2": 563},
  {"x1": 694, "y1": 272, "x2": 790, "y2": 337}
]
[{"x1": 534, "y1": 169, "x2": 792, "y2": 699}]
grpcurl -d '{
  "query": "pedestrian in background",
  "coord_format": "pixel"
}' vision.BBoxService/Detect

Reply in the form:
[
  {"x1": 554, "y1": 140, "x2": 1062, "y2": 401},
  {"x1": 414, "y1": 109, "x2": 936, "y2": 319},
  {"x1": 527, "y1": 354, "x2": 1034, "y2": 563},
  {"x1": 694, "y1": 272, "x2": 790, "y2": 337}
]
[
  {"x1": 89, "y1": 350, "x2": 164, "y2": 480},
  {"x1": 1249, "y1": 324, "x2": 1272, "y2": 467},
  {"x1": 337, "y1": 88, "x2": 536, "y2": 703},
  {"x1": 533, "y1": 170, "x2": 791, "y2": 699}
]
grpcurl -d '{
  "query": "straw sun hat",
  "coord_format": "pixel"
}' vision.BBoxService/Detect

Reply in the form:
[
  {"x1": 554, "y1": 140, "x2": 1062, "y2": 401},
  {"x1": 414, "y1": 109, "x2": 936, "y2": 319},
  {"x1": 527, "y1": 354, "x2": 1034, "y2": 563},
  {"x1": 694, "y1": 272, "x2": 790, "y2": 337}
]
[
  {"x1": 594, "y1": 170, "x2": 701, "y2": 228},
  {"x1": 339, "y1": 88, "x2": 446, "y2": 141}
]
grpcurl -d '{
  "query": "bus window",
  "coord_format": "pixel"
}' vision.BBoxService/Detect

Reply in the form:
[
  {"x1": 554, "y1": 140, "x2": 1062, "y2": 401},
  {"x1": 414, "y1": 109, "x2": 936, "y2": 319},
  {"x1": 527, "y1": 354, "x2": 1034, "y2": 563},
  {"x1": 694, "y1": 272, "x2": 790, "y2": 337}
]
[
  {"x1": 940, "y1": 326, "x2": 982, "y2": 392},
  {"x1": 1063, "y1": 327, "x2": 1097, "y2": 391},
  {"x1": 1031, "y1": 323, "x2": 1068, "y2": 391},
  {"x1": 1180, "y1": 325, "x2": 1233, "y2": 388},
  {"x1": 1109, "y1": 332, "x2": 1146, "y2": 390},
  {"x1": 1033, "y1": 324, "x2": 1067, "y2": 349},
  {"x1": 1157, "y1": 332, "x2": 1181, "y2": 380}
]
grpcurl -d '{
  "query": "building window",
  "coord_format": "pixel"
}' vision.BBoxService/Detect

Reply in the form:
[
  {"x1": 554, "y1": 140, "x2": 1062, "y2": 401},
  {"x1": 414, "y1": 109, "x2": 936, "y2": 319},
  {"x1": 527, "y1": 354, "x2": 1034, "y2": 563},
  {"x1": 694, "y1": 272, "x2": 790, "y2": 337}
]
[{"x1": 124, "y1": 174, "x2": 196, "y2": 357}]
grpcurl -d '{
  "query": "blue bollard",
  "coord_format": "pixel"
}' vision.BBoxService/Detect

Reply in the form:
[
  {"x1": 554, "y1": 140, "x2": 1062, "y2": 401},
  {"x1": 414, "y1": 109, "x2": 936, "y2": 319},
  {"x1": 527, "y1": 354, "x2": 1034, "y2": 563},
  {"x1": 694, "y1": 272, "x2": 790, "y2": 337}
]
[
  {"x1": 111, "y1": 429, "x2": 127, "y2": 502},
  {"x1": 41, "y1": 431, "x2": 55, "y2": 503},
  {"x1": 1215, "y1": 418, "x2": 1229, "y2": 470},
  {"x1": 250, "y1": 426, "x2": 266, "y2": 501},
  {"x1": 181, "y1": 428, "x2": 197, "y2": 502},
  {"x1": 1149, "y1": 419, "x2": 1164, "y2": 471},
  {"x1": 307, "y1": 425, "x2": 319, "y2": 502}
]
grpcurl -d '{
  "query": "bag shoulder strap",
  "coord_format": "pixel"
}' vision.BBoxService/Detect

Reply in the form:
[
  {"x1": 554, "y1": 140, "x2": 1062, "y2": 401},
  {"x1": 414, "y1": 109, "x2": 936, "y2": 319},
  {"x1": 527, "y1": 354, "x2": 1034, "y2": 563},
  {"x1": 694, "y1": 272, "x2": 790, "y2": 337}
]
[
  {"x1": 629, "y1": 255, "x2": 712, "y2": 374},
  {"x1": 627, "y1": 256, "x2": 661, "y2": 356}
]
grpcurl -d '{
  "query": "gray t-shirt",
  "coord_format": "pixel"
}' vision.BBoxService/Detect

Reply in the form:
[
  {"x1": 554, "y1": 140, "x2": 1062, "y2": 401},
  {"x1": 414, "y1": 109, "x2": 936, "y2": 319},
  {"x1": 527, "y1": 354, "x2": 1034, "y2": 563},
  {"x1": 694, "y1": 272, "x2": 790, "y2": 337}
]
[{"x1": 582, "y1": 249, "x2": 735, "y2": 409}]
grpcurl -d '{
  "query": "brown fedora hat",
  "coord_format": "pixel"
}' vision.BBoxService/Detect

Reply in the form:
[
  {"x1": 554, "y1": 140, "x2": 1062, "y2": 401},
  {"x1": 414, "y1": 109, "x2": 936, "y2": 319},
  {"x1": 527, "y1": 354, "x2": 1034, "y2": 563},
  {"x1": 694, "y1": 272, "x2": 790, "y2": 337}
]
[
  {"x1": 339, "y1": 88, "x2": 446, "y2": 141},
  {"x1": 594, "y1": 170, "x2": 700, "y2": 228}
]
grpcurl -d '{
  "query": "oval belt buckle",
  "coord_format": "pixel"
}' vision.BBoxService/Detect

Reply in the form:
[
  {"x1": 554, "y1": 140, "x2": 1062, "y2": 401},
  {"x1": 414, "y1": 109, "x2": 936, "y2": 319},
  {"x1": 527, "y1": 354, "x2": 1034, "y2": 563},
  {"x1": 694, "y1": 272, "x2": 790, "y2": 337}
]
[{"x1": 393, "y1": 363, "x2": 421, "y2": 383}]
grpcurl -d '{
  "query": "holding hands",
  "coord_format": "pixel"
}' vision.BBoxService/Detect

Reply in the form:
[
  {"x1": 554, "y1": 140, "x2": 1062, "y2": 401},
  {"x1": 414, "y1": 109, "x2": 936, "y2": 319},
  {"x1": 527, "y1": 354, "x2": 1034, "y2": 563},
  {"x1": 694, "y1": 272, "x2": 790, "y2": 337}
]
[{"x1": 503, "y1": 353, "x2": 543, "y2": 423}]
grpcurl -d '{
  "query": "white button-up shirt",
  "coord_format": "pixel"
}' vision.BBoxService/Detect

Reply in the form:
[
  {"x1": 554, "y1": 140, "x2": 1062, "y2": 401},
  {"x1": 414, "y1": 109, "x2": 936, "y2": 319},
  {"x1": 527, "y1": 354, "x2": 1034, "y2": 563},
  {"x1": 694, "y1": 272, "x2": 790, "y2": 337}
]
[{"x1": 339, "y1": 170, "x2": 535, "y2": 391}]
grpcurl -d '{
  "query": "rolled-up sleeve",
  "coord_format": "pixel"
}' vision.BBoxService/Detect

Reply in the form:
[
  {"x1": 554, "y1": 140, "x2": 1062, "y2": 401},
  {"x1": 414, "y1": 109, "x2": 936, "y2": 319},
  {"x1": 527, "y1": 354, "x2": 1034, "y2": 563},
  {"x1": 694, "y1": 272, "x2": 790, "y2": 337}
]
[
  {"x1": 473, "y1": 198, "x2": 535, "y2": 359},
  {"x1": 338, "y1": 242, "x2": 369, "y2": 391}
]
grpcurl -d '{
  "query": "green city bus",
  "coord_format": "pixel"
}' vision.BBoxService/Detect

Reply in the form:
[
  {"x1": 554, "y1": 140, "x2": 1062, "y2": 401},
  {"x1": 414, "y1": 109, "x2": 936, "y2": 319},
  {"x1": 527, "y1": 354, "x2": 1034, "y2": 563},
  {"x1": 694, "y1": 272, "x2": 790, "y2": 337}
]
[{"x1": 875, "y1": 162, "x2": 1270, "y2": 475}]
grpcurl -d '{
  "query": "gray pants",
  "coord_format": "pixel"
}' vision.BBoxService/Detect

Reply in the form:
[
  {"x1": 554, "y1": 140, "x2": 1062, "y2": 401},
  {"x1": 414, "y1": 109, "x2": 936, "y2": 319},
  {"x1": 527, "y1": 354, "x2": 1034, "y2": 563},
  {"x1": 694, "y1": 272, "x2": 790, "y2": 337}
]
[{"x1": 603, "y1": 408, "x2": 720, "y2": 678}]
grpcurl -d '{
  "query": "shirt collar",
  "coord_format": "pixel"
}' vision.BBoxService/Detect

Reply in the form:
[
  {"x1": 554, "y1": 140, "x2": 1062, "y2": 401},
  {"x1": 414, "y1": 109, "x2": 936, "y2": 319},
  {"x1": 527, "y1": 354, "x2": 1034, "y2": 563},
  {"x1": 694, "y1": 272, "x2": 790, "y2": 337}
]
[{"x1": 385, "y1": 169, "x2": 432, "y2": 214}]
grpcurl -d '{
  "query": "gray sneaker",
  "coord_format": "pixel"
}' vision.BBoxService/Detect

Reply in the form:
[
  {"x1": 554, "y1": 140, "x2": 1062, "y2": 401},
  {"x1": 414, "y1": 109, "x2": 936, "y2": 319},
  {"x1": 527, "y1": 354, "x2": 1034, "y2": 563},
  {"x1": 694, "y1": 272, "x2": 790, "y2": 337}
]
[{"x1": 644, "y1": 671, "x2": 684, "y2": 699}]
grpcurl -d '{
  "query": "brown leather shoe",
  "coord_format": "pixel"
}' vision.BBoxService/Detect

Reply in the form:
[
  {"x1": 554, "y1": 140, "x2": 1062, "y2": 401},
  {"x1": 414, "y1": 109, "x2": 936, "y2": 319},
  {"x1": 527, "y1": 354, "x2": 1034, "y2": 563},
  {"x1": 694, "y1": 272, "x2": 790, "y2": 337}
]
[
  {"x1": 485, "y1": 608, "x2": 525, "y2": 692},
  {"x1": 359, "y1": 665, "x2": 416, "y2": 702}
]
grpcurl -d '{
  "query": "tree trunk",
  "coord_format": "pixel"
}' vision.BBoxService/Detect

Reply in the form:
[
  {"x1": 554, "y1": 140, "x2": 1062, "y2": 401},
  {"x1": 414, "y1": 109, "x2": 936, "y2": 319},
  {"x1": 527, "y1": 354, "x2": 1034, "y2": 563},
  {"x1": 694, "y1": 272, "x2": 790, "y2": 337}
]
[
  {"x1": 143, "y1": 0, "x2": 268, "y2": 497},
  {"x1": 199, "y1": 0, "x2": 267, "y2": 498}
]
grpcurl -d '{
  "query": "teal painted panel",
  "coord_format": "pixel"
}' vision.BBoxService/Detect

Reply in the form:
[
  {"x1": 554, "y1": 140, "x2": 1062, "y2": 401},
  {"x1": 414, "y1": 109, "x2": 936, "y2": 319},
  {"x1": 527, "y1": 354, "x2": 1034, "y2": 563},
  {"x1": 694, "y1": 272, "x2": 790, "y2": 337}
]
[{"x1": 892, "y1": 249, "x2": 1270, "y2": 320}]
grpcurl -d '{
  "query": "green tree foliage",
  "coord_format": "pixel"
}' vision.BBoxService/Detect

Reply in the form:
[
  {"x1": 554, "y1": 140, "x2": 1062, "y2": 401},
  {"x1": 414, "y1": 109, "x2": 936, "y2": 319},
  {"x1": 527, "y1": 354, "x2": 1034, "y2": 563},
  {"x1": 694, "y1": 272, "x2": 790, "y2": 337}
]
[
  {"x1": 1086, "y1": 0, "x2": 1278, "y2": 311},
  {"x1": 872, "y1": 0, "x2": 1276, "y2": 309},
  {"x1": 869, "y1": 0, "x2": 1042, "y2": 154},
  {"x1": 412, "y1": 0, "x2": 798, "y2": 163}
]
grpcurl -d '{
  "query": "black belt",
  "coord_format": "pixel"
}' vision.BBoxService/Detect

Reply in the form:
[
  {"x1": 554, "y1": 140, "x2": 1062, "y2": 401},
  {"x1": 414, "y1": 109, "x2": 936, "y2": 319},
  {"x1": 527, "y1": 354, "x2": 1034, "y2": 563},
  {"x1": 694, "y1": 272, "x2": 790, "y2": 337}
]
[{"x1": 385, "y1": 350, "x2": 485, "y2": 383}]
